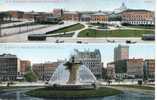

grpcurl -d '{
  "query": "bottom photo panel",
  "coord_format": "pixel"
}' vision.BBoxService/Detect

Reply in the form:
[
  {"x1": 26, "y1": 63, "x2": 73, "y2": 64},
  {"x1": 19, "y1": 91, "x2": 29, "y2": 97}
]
[{"x1": 0, "y1": 43, "x2": 155, "y2": 100}]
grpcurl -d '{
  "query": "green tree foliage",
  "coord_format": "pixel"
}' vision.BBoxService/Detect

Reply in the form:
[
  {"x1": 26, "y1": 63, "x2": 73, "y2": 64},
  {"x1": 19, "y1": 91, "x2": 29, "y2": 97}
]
[{"x1": 24, "y1": 66, "x2": 38, "y2": 82}]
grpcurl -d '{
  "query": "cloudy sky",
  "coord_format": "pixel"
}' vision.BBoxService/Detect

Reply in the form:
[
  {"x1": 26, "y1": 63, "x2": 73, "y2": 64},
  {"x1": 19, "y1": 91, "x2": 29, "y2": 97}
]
[
  {"x1": 0, "y1": 43, "x2": 155, "y2": 67},
  {"x1": 0, "y1": 0, "x2": 155, "y2": 12}
]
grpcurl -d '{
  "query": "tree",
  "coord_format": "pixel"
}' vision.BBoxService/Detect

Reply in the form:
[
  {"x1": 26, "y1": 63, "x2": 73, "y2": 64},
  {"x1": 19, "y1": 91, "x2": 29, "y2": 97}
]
[
  {"x1": 24, "y1": 71, "x2": 38, "y2": 82},
  {"x1": 24, "y1": 66, "x2": 38, "y2": 82}
]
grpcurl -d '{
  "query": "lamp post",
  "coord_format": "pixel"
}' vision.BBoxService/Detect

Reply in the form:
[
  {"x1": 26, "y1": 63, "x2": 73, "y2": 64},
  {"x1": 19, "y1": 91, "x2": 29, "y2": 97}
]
[{"x1": 0, "y1": 21, "x2": 1, "y2": 37}]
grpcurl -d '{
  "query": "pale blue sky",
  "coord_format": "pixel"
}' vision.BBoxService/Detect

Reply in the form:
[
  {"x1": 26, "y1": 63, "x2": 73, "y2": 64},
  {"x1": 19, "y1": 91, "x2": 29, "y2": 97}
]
[
  {"x1": 0, "y1": 43, "x2": 155, "y2": 67},
  {"x1": 0, "y1": 0, "x2": 155, "y2": 12}
]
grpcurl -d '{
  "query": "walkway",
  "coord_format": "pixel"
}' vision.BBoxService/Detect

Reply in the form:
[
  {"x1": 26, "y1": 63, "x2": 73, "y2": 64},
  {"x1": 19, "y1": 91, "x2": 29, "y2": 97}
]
[{"x1": 72, "y1": 22, "x2": 88, "y2": 38}]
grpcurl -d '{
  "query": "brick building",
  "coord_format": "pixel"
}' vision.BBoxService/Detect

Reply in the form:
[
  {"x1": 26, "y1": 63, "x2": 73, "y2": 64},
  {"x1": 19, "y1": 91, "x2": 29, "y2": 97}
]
[
  {"x1": 20, "y1": 60, "x2": 31, "y2": 75},
  {"x1": 121, "y1": 9, "x2": 155, "y2": 25},
  {"x1": 91, "y1": 12, "x2": 108, "y2": 23},
  {"x1": 32, "y1": 62, "x2": 59, "y2": 81},
  {"x1": 63, "y1": 11, "x2": 80, "y2": 21}
]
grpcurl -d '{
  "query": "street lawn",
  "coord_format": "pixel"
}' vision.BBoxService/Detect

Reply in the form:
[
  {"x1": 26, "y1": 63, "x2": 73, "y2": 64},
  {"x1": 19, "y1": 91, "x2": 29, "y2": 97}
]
[
  {"x1": 113, "y1": 85, "x2": 155, "y2": 90},
  {"x1": 46, "y1": 23, "x2": 85, "y2": 34},
  {"x1": 78, "y1": 29, "x2": 154, "y2": 37},
  {"x1": 26, "y1": 87, "x2": 122, "y2": 98}
]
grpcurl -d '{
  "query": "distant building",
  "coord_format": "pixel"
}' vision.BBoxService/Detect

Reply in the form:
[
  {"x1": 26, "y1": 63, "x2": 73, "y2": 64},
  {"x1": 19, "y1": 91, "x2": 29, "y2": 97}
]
[
  {"x1": 114, "y1": 2, "x2": 127, "y2": 13},
  {"x1": 115, "y1": 59, "x2": 144, "y2": 79},
  {"x1": 127, "y1": 59, "x2": 144, "y2": 78},
  {"x1": 80, "y1": 14, "x2": 91, "y2": 22},
  {"x1": 107, "y1": 62, "x2": 116, "y2": 79},
  {"x1": 91, "y1": 12, "x2": 108, "y2": 23},
  {"x1": 63, "y1": 11, "x2": 80, "y2": 21},
  {"x1": 73, "y1": 49, "x2": 103, "y2": 79},
  {"x1": 114, "y1": 45, "x2": 129, "y2": 61},
  {"x1": 23, "y1": 12, "x2": 38, "y2": 21},
  {"x1": 8, "y1": 11, "x2": 24, "y2": 21},
  {"x1": 32, "y1": 62, "x2": 59, "y2": 81},
  {"x1": 144, "y1": 59, "x2": 155, "y2": 79},
  {"x1": 102, "y1": 67, "x2": 107, "y2": 80},
  {"x1": 53, "y1": 9, "x2": 63, "y2": 17},
  {"x1": 20, "y1": 60, "x2": 31, "y2": 75},
  {"x1": 121, "y1": 9, "x2": 155, "y2": 25},
  {"x1": 0, "y1": 54, "x2": 20, "y2": 81}
]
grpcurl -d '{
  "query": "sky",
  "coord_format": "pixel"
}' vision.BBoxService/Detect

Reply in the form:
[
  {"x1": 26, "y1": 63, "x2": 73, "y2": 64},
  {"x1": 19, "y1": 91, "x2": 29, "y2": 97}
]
[
  {"x1": 0, "y1": 43, "x2": 155, "y2": 67},
  {"x1": 0, "y1": 0, "x2": 155, "y2": 12}
]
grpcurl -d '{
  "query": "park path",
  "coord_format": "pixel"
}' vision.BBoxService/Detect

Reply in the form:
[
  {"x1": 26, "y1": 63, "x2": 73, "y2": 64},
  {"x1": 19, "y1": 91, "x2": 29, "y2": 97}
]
[{"x1": 72, "y1": 22, "x2": 88, "y2": 38}]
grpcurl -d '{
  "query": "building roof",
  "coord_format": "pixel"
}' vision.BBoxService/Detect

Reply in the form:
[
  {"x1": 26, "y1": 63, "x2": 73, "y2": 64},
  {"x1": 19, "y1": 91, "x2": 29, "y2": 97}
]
[
  {"x1": 0, "y1": 54, "x2": 17, "y2": 58},
  {"x1": 92, "y1": 12, "x2": 108, "y2": 16},
  {"x1": 122, "y1": 9, "x2": 152, "y2": 13},
  {"x1": 64, "y1": 11, "x2": 79, "y2": 15},
  {"x1": 81, "y1": 14, "x2": 91, "y2": 18}
]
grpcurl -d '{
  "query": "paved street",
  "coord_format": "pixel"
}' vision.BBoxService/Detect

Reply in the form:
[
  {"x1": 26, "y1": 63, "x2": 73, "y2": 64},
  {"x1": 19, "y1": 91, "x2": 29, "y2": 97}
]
[
  {"x1": 0, "y1": 21, "x2": 155, "y2": 43},
  {"x1": 1, "y1": 21, "x2": 33, "y2": 28},
  {"x1": 0, "y1": 21, "x2": 77, "y2": 43},
  {"x1": 1, "y1": 24, "x2": 48, "y2": 36}
]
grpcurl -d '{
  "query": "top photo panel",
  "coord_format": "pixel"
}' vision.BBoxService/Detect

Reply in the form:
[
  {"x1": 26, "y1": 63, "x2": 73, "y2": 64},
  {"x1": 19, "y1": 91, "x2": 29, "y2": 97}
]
[{"x1": 0, "y1": 0, "x2": 155, "y2": 43}]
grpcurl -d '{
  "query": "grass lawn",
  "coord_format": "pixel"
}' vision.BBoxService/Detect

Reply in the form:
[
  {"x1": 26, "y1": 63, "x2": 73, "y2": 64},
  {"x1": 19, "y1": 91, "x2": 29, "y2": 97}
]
[
  {"x1": 126, "y1": 25, "x2": 155, "y2": 29},
  {"x1": 26, "y1": 87, "x2": 122, "y2": 98},
  {"x1": 46, "y1": 23, "x2": 85, "y2": 34},
  {"x1": 113, "y1": 85, "x2": 155, "y2": 90},
  {"x1": 78, "y1": 29, "x2": 154, "y2": 37},
  {"x1": 0, "y1": 86, "x2": 42, "y2": 91}
]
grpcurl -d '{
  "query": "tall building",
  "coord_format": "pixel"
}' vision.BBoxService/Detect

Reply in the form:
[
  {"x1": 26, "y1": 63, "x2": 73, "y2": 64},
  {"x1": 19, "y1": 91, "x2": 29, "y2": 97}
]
[
  {"x1": 20, "y1": 60, "x2": 31, "y2": 75},
  {"x1": 114, "y1": 45, "x2": 129, "y2": 61},
  {"x1": 73, "y1": 49, "x2": 103, "y2": 79},
  {"x1": 121, "y1": 9, "x2": 155, "y2": 25},
  {"x1": 32, "y1": 62, "x2": 59, "y2": 81},
  {"x1": 0, "y1": 54, "x2": 20, "y2": 81}
]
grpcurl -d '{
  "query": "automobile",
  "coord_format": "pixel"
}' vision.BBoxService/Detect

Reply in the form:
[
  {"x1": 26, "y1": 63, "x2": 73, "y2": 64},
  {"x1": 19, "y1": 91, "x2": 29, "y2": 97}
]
[
  {"x1": 55, "y1": 39, "x2": 59, "y2": 43},
  {"x1": 60, "y1": 40, "x2": 64, "y2": 43},
  {"x1": 107, "y1": 40, "x2": 115, "y2": 43},
  {"x1": 126, "y1": 40, "x2": 137, "y2": 44},
  {"x1": 76, "y1": 41, "x2": 82, "y2": 44},
  {"x1": 58, "y1": 21, "x2": 64, "y2": 25},
  {"x1": 56, "y1": 39, "x2": 64, "y2": 43}
]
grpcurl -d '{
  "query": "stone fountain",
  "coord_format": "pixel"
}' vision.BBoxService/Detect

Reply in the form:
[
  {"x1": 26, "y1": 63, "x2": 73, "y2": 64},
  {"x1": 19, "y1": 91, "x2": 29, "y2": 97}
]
[{"x1": 48, "y1": 56, "x2": 97, "y2": 89}]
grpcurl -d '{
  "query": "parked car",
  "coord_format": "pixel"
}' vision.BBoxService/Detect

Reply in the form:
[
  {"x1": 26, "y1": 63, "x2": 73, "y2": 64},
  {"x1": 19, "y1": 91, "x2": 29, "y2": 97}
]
[
  {"x1": 58, "y1": 21, "x2": 64, "y2": 25},
  {"x1": 126, "y1": 40, "x2": 136, "y2": 44},
  {"x1": 77, "y1": 41, "x2": 82, "y2": 44},
  {"x1": 56, "y1": 39, "x2": 64, "y2": 43},
  {"x1": 107, "y1": 40, "x2": 115, "y2": 43}
]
